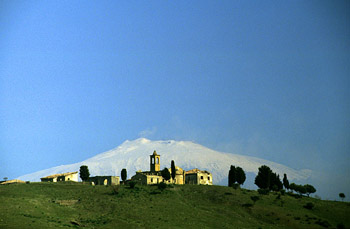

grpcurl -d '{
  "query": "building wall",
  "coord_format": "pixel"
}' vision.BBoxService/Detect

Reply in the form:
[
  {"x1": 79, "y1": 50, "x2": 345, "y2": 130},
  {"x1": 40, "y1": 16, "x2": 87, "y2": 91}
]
[
  {"x1": 88, "y1": 176, "x2": 120, "y2": 185},
  {"x1": 41, "y1": 174, "x2": 78, "y2": 182},
  {"x1": 57, "y1": 173, "x2": 78, "y2": 182},
  {"x1": 185, "y1": 174, "x2": 198, "y2": 184},
  {"x1": 197, "y1": 172, "x2": 212, "y2": 185},
  {"x1": 131, "y1": 173, "x2": 148, "y2": 185},
  {"x1": 185, "y1": 172, "x2": 212, "y2": 185}
]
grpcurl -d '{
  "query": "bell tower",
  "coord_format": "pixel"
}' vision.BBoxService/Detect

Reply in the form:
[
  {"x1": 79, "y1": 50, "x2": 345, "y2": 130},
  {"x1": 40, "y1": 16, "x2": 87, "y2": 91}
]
[{"x1": 150, "y1": 150, "x2": 160, "y2": 172}]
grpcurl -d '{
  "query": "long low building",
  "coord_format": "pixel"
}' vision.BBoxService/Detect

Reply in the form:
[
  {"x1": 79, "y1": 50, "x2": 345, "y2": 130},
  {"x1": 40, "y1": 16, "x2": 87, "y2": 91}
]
[
  {"x1": 87, "y1": 176, "x2": 120, "y2": 185},
  {"x1": 40, "y1": 172, "x2": 78, "y2": 182}
]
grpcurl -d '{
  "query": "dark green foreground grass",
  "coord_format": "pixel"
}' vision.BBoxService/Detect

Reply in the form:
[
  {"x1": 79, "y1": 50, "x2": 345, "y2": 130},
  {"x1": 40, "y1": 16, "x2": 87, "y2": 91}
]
[{"x1": 0, "y1": 183, "x2": 349, "y2": 228}]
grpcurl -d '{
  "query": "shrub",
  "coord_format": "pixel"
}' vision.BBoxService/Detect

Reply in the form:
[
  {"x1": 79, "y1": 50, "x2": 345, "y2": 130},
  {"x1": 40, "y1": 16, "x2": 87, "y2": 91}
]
[
  {"x1": 250, "y1": 196, "x2": 260, "y2": 203},
  {"x1": 280, "y1": 189, "x2": 285, "y2": 195},
  {"x1": 315, "y1": 219, "x2": 331, "y2": 228},
  {"x1": 158, "y1": 182, "x2": 167, "y2": 191},
  {"x1": 111, "y1": 185, "x2": 119, "y2": 195},
  {"x1": 337, "y1": 223, "x2": 345, "y2": 229},
  {"x1": 258, "y1": 189, "x2": 269, "y2": 195},
  {"x1": 129, "y1": 181, "x2": 136, "y2": 189},
  {"x1": 242, "y1": 203, "x2": 253, "y2": 208},
  {"x1": 232, "y1": 183, "x2": 240, "y2": 190},
  {"x1": 303, "y1": 202, "x2": 314, "y2": 210}
]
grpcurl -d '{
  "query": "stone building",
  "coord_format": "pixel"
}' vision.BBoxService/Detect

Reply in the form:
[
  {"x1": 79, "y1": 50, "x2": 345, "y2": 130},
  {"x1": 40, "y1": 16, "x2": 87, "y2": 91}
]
[
  {"x1": 185, "y1": 168, "x2": 213, "y2": 185},
  {"x1": 87, "y1": 176, "x2": 120, "y2": 185},
  {"x1": 131, "y1": 150, "x2": 186, "y2": 185},
  {"x1": 40, "y1": 172, "x2": 78, "y2": 182}
]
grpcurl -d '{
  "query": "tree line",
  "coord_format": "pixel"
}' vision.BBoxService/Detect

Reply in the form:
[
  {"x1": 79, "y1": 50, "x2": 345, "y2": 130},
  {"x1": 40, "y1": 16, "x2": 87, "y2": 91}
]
[{"x1": 228, "y1": 164, "x2": 317, "y2": 197}]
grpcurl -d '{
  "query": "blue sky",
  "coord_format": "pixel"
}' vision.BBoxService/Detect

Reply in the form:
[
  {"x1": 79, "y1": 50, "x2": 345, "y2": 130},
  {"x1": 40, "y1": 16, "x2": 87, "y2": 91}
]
[{"x1": 1, "y1": 1, "x2": 349, "y2": 197}]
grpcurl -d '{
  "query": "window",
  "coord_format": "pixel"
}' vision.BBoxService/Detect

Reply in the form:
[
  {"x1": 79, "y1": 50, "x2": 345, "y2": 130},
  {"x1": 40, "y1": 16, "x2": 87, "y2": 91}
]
[
  {"x1": 156, "y1": 157, "x2": 159, "y2": 164},
  {"x1": 68, "y1": 178, "x2": 70, "y2": 181},
  {"x1": 152, "y1": 158, "x2": 154, "y2": 164},
  {"x1": 201, "y1": 176, "x2": 203, "y2": 180},
  {"x1": 208, "y1": 177, "x2": 210, "y2": 181},
  {"x1": 151, "y1": 178, "x2": 153, "y2": 183}
]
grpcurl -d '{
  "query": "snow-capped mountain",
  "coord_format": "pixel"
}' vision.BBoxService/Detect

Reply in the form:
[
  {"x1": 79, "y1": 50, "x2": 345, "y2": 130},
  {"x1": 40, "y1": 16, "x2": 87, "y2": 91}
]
[{"x1": 17, "y1": 138, "x2": 311, "y2": 185}]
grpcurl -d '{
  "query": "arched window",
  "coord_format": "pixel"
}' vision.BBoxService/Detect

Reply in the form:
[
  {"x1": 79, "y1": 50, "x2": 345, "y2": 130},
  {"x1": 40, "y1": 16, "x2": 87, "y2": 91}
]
[{"x1": 156, "y1": 157, "x2": 159, "y2": 164}]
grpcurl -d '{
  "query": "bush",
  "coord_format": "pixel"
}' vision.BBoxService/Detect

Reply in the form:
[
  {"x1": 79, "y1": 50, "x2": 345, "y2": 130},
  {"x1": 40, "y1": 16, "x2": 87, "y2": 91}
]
[
  {"x1": 258, "y1": 189, "x2": 269, "y2": 195},
  {"x1": 242, "y1": 203, "x2": 253, "y2": 208},
  {"x1": 251, "y1": 196, "x2": 260, "y2": 203},
  {"x1": 280, "y1": 189, "x2": 285, "y2": 195},
  {"x1": 337, "y1": 223, "x2": 345, "y2": 229},
  {"x1": 303, "y1": 202, "x2": 314, "y2": 210},
  {"x1": 129, "y1": 181, "x2": 136, "y2": 189},
  {"x1": 111, "y1": 185, "x2": 119, "y2": 195},
  {"x1": 158, "y1": 182, "x2": 167, "y2": 191},
  {"x1": 315, "y1": 219, "x2": 331, "y2": 228},
  {"x1": 232, "y1": 183, "x2": 240, "y2": 190}
]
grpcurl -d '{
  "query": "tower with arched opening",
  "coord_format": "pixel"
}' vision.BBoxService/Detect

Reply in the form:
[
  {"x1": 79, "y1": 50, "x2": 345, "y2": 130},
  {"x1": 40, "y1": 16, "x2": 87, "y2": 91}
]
[{"x1": 150, "y1": 150, "x2": 160, "y2": 172}]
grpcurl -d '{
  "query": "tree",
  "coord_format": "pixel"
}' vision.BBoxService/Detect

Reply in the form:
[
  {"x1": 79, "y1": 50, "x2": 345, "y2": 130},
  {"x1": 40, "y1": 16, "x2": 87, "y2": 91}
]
[
  {"x1": 289, "y1": 183, "x2": 297, "y2": 193},
  {"x1": 236, "y1": 167, "x2": 246, "y2": 186},
  {"x1": 79, "y1": 165, "x2": 90, "y2": 182},
  {"x1": 339, "y1": 193, "x2": 345, "y2": 201},
  {"x1": 161, "y1": 168, "x2": 171, "y2": 182},
  {"x1": 283, "y1": 174, "x2": 289, "y2": 190},
  {"x1": 290, "y1": 183, "x2": 306, "y2": 196},
  {"x1": 270, "y1": 173, "x2": 283, "y2": 191},
  {"x1": 3, "y1": 177, "x2": 8, "y2": 182},
  {"x1": 171, "y1": 160, "x2": 176, "y2": 183},
  {"x1": 228, "y1": 165, "x2": 236, "y2": 187},
  {"x1": 255, "y1": 165, "x2": 272, "y2": 190},
  {"x1": 121, "y1": 168, "x2": 127, "y2": 184},
  {"x1": 304, "y1": 184, "x2": 316, "y2": 197}
]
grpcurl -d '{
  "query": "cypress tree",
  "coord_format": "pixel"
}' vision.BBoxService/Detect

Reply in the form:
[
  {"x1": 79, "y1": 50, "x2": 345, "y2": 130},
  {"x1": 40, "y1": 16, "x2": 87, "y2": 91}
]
[
  {"x1": 79, "y1": 165, "x2": 90, "y2": 182},
  {"x1": 283, "y1": 173, "x2": 289, "y2": 190},
  {"x1": 228, "y1": 165, "x2": 236, "y2": 187},
  {"x1": 121, "y1": 168, "x2": 127, "y2": 184},
  {"x1": 171, "y1": 160, "x2": 176, "y2": 183}
]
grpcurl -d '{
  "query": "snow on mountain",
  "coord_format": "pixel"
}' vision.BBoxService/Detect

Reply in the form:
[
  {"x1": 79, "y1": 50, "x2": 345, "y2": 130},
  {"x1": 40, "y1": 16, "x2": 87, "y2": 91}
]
[{"x1": 17, "y1": 138, "x2": 312, "y2": 184}]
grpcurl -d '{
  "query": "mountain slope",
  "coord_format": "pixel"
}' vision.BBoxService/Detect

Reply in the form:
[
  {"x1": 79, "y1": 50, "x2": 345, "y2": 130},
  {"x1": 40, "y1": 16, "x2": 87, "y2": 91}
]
[{"x1": 17, "y1": 138, "x2": 311, "y2": 184}]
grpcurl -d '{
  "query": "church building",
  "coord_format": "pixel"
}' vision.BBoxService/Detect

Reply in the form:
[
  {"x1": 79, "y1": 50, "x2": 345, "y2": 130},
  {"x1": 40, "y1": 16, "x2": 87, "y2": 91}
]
[{"x1": 131, "y1": 150, "x2": 186, "y2": 185}]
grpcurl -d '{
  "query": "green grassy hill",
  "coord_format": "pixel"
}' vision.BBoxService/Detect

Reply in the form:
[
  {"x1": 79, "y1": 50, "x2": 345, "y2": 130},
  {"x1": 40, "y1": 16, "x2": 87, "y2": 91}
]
[{"x1": 0, "y1": 182, "x2": 349, "y2": 228}]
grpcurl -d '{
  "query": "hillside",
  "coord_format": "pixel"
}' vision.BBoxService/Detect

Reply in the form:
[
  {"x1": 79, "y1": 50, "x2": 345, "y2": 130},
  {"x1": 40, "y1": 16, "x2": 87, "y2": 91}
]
[
  {"x1": 17, "y1": 138, "x2": 311, "y2": 186},
  {"x1": 0, "y1": 183, "x2": 349, "y2": 228}
]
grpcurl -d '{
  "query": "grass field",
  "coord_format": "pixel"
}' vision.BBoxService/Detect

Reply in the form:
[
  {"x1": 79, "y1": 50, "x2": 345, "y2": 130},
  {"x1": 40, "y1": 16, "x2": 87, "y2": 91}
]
[{"x1": 0, "y1": 182, "x2": 349, "y2": 228}]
